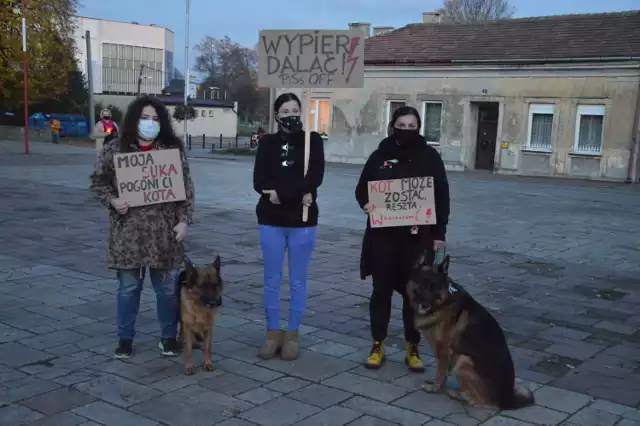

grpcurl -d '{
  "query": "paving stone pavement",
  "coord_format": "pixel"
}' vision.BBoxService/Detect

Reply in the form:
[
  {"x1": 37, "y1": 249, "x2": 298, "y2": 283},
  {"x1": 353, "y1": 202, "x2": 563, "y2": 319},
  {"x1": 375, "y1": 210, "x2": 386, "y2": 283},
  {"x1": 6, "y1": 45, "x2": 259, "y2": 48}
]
[{"x1": 0, "y1": 140, "x2": 640, "y2": 425}]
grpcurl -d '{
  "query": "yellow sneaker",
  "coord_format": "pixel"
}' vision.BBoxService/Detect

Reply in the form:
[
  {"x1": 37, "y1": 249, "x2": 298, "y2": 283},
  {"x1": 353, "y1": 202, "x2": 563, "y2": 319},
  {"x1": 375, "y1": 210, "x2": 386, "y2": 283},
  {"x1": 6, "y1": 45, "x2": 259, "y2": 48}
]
[
  {"x1": 365, "y1": 341, "x2": 385, "y2": 369},
  {"x1": 405, "y1": 343, "x2": 425, "y2": 373}
]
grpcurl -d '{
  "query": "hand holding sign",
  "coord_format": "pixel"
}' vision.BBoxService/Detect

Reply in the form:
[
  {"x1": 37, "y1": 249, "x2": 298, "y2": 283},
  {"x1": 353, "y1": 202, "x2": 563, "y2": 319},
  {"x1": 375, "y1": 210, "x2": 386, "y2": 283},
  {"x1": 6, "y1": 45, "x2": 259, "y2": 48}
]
[
  {"x1": 302, "y1": 193, "x2": 313, "y2": 207},
  {"x1": 363, "y1": 202, "x2": 375, "y2": 215},
  {"x1": 111, "y1": 198, "x2": 130, "y2": 215}
]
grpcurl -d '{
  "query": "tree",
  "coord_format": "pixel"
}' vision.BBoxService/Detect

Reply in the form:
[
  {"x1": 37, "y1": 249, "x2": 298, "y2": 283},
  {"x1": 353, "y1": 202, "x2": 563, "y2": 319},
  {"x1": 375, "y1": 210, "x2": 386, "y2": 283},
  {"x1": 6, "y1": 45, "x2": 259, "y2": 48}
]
[
  {"x1": 0, "y1": 0, "x2": 79, "y2": 113},
  {"x1": 194, "y1": 35, "x2": 268, "y2": 122},
  {"x1": 172, "y1": 104, "x2": 196, "y2": 122},
  {"x1": 436, "y1": 0, "x2": 515, "y2": 24}
]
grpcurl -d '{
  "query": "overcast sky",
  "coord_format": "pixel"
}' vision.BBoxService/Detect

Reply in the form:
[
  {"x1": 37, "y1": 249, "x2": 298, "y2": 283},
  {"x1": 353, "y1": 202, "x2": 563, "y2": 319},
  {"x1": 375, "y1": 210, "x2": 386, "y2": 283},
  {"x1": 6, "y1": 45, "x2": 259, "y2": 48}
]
[{"x1": 79, "y1": 0, "x2": 638, "y2": 77}]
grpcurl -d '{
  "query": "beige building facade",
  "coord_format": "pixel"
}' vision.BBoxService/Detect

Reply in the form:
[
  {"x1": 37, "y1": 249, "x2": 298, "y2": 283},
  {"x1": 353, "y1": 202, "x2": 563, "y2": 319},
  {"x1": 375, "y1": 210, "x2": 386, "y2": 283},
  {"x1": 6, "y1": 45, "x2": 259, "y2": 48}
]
[{"x1": 279, "y1": 11, "x2": 640, "y2": 182}]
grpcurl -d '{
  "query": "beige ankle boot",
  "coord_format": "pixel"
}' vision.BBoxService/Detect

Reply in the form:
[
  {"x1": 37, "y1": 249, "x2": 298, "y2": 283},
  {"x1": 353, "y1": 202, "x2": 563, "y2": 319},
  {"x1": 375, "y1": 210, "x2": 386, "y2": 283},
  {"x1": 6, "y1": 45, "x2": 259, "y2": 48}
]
[
  {"x1": 258, "y1": 330, "x2": 284, "y2": 359},
  {"x1": 281, "y1": 331, "x2": 300, "y2": 361}
]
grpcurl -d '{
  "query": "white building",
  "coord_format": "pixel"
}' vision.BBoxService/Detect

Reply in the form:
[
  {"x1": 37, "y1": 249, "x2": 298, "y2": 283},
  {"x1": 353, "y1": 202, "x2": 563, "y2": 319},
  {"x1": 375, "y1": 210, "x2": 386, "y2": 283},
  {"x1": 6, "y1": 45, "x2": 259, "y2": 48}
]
[
  {"x1": 72, "y1": 16, "x2": 175, "y2": 95},
  {"x1": 163, "y1": 98, "x2": 239, "y2": 138}
]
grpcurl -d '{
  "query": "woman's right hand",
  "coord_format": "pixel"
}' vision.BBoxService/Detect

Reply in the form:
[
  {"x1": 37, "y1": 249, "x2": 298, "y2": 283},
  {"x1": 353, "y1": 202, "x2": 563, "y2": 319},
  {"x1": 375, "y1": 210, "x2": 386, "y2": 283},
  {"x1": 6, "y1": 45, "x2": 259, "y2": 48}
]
[
  {"x1": 110, "y1": 198, "x2": 130, "y2": 215},
  {"x1": 363, "y1": 203, "x2": 375, "y2": 215},
  {"x1": 262, "y1": 190, "x2": 281, "y2": 205}
]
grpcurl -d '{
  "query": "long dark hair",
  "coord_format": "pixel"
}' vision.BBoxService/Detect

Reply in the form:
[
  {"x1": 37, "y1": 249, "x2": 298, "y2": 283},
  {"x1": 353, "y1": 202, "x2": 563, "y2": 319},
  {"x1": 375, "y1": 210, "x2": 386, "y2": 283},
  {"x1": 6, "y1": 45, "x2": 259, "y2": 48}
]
[
  {"x1": 273, "y1": 92, "x2": 301, "y2": 114},
  {"x1": 387, "y1": 105, "x2": 422, "y2": 137},
  {"x1": 119, "y1": 95, "x2": 182, "y2": 153}
]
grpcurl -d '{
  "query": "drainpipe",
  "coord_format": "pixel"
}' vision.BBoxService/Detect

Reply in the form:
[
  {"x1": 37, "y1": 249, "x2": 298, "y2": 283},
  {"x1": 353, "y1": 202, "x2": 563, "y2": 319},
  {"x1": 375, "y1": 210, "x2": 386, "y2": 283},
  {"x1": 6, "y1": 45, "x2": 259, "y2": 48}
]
[{"x1": 626, "y1": 79, "x2": 640, "y2": 183}]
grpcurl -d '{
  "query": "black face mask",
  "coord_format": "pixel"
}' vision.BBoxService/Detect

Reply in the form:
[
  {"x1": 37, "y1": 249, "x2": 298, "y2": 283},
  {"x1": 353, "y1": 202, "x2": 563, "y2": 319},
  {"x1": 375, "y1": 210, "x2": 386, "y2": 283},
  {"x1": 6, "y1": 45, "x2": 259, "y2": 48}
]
[
  {"x1": 103, "y1": 116, "x2": 111, "y2": 120},
  {"x1": 278, "y1": 115, "x2": 303, "y2": 133},
  {"x1": 394, "y1": 128, "x2": 419, "y2": 145}
]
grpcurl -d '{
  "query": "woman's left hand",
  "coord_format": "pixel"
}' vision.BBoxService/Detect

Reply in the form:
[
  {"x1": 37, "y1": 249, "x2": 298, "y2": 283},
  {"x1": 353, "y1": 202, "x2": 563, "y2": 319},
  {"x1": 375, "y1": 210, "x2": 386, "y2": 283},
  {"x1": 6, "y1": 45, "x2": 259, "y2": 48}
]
[
  {"x1": 302, "y1": 193, "x2": 313, "y2": 207},
  {"x1": 433, "y1": 240, "x2": 446, "y2": 251},
  {"x1": 173, "y1": 222, "x2": 188, "y2": 242}
]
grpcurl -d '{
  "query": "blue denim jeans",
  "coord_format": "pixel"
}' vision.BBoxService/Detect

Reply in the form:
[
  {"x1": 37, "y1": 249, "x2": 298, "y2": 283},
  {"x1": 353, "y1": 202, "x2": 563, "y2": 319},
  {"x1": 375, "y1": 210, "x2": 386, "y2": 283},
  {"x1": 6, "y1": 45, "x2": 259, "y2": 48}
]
[
  {"x1": 52, "y1": 133, "x2": 60, "y2": 144},
  {"x1": 116, "y1": 268, "x2": 178, "y2": 340},
  {"x1": 259, "y1": 225, "x2": 317, "y2": 332}
]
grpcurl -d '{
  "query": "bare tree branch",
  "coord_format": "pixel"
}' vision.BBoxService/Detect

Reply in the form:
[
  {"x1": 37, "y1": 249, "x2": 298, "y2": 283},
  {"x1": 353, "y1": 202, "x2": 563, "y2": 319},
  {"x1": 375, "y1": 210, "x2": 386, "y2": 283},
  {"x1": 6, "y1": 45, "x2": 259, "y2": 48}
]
[
  {"x1": 437, "y1": 0, "x2": 515, "y2": 24},
  {"x1": 193, "y1": 35, "x2": 267, "y2": 122}
]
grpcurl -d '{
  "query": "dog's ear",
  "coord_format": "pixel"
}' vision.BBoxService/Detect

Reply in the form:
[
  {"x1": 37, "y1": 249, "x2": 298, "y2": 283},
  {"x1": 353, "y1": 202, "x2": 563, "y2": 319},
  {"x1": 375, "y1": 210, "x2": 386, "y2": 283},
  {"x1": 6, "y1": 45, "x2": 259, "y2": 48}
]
[
  {"x1": 437, "y1": 254, "x2": 450, "y2": 275},
  {"x1": 212, "y1": 255, "x2": 221, "y2": 270},
  {"x1": 184, "y1": 260, "x2": 198, "y2": 287},
  {"x1": 414, "y1": 249, "x2": 429, "y2": 269}
]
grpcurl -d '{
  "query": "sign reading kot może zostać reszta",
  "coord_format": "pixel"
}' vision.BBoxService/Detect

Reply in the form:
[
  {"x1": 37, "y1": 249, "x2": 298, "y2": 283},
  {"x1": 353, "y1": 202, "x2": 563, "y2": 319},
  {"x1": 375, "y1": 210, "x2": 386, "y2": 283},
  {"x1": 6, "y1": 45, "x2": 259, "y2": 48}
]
[
  {"x1": 258, "y1": 29, "x2": 365, "y2": 89},
  {"x1": 367, "y1": 177, "x2": 437, "y2": 228},
  {"x1": 113, "y1": 149, "x2": 186, "y2": 207}
]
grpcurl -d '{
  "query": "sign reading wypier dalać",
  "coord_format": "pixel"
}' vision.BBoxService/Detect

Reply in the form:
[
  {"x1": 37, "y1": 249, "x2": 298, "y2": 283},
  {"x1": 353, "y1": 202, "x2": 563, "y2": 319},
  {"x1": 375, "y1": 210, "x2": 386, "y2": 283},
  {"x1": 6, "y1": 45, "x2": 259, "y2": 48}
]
[
  {"x1": 113, "y1": 149, "x2": 186, "y2": 207},
  {"x1": 367, "y1": 177, "x2": 437, "y2": 228},
  {"x1": 258, "y1": 30, "x2": 365, "y2": 89}
]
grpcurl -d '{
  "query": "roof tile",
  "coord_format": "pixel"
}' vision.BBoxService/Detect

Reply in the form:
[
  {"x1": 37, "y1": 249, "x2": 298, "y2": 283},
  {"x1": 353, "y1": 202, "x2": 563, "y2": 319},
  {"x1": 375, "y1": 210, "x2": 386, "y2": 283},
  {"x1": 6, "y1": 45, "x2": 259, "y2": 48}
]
[{"x1": 364, "y1": 11, "x2": 640, "y2": 65}]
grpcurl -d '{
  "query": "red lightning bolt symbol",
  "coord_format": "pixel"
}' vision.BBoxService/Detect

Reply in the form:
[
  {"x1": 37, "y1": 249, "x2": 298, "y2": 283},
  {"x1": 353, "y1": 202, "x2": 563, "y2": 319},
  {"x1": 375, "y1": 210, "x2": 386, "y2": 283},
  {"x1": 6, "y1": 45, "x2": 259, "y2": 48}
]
[{"x1": 345, "y1": 37, "x2": 360, "y2": 83}]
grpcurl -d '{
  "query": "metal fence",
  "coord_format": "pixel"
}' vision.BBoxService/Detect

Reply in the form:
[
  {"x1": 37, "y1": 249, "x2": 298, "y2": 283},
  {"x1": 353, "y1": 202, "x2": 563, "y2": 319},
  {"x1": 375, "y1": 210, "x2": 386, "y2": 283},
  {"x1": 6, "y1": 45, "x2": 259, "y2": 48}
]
[{"x1": 185, "y1": 134, "x2": 253, "y2": 152}]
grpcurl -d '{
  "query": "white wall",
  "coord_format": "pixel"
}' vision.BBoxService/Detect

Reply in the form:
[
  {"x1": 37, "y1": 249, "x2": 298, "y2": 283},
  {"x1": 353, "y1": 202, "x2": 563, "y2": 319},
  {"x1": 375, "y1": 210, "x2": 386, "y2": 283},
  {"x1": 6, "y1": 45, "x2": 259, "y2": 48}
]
[
  {"x1": 72, "y1": 17, "x2": 173, "y2": 94},
  {"x1": 167, "y1": 105, "x2": 238, "y2": 138}
]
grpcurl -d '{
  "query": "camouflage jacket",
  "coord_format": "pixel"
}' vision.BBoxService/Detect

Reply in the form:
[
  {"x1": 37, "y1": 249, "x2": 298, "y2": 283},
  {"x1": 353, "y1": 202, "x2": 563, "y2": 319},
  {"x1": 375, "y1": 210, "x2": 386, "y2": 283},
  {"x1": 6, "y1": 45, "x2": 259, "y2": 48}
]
[{"x1": 89, "y1": 139, "x2": 195, "y2": 270}]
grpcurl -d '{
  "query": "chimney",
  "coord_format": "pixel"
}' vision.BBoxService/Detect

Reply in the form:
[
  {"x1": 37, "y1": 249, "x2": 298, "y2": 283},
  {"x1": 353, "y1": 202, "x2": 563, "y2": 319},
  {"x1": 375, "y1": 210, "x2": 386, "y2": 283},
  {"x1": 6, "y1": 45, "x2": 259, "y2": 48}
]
[
  {"x1": 348, "y1": 22, "x2": 371, "y2": 38},
  {"x1": 422, "y1": 12, "x2": 442, "y2": 24},
  {"x1": 373, "y1": 26, "x2": 394, "y2": 36}
]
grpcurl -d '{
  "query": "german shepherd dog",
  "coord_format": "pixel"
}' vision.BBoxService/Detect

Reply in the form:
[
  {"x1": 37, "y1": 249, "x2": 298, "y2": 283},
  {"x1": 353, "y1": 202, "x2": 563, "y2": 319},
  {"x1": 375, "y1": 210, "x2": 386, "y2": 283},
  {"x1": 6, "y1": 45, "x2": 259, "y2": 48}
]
[
  {"x1": 176, "y1": 255, "x2": 224, "y2": 375},
  {"x1": 406, "y1": 253, "x2": 534, "y2": 410}
]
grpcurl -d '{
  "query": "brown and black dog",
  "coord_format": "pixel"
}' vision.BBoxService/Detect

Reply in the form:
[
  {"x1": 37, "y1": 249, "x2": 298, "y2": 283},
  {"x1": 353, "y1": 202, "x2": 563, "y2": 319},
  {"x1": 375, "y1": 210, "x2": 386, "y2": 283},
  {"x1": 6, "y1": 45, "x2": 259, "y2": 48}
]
[
  {"x1": 406, "y1": 253, "x2": 534, "y2": 410},
  {"x1": 177, "y1": 255, "x2": 223, "y2": 375}
]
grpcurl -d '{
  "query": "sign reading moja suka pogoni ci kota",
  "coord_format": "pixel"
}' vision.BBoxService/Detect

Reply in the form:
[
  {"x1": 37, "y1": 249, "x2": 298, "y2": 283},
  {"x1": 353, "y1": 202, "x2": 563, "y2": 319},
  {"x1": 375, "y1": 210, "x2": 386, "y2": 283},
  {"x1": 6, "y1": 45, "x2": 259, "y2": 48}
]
[
  {"x1": 258, "y1": 29, "x2": 365, "y2": 89},
  {"x1": 367, "y1": 177, "x2": 437, "y2": 228},
  {"x1": 113, "y1": 149, "x2": 186, "y2": 207}
]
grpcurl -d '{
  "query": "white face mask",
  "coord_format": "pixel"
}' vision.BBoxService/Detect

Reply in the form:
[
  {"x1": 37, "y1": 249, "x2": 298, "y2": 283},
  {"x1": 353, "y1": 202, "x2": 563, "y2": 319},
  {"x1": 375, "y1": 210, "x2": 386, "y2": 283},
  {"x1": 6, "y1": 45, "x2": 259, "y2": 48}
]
[{"x1": 138, "y1": 119, "x2": 160, "y2": 140}]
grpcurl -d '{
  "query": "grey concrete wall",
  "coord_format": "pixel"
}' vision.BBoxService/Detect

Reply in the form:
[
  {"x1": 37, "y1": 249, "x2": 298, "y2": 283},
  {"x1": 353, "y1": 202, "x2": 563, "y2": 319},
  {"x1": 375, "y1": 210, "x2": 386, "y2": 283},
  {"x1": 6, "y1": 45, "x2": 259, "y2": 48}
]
[{"x1": 278, "y1": 62, "x2": 640, "y2": 181}]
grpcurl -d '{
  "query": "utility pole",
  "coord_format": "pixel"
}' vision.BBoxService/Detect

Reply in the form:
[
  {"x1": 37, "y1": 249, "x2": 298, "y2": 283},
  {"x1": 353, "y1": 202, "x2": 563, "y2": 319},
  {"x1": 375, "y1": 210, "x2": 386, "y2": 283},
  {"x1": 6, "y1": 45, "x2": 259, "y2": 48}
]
[
  {"x1": 21, "y1": 0, "x2": 29, "y2": 154},
  {"x1": 86, "y1": 30, "x2": 95, "y2": 136},
  {"x1": 183, "y1": 0, "x2": 190, "y2": 146},
  {"x1": 136, "y1": 64, "x2": 145, "y2": 95}
]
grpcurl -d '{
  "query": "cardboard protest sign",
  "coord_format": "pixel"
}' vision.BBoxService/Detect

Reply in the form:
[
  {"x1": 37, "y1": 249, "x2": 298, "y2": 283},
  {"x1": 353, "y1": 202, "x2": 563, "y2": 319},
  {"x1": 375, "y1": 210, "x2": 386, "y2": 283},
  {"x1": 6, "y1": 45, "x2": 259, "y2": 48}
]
[
  {"x1": 258, "y1": 30, "x2": 365, "y2": 89},
  {"x1": 113, "y1": 149, "x2": 186, "y2": 207},
  {"x1": 368, "y1": 177, "x2": 437, "y2": 228}
]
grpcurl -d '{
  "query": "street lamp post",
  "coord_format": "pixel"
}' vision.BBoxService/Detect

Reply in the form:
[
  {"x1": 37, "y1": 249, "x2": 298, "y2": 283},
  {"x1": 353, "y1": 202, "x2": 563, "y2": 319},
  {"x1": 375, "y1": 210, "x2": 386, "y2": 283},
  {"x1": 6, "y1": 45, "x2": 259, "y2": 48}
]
[
  {"x1": 21, "y1": 0, "x2": 29, "y2": 154},
  {"x1": 183, "y1": 0, "x2": 190, "y2": 146}
]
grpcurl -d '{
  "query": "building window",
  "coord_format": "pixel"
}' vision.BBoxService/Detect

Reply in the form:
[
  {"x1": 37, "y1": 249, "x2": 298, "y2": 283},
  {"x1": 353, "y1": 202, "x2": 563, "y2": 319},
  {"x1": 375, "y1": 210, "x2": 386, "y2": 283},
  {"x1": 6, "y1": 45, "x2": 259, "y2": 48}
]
[
  {"x1": 574, "y1": 105, "x2": 605, "y2": 154},
  {"x1": 308, "y1": 99, "x2": 331, "y2": 136},
  {"x1": 101, "y1": 42, "x2": 164, "y2": 95},
  {"x1": 386, "y1": 100, "x2": 406, "y2": 130},
  {"x1": 421, "y1": 102, "x2": 442, "y2": 144},
  {"x1": 526, "y1": 104, "x2": 555, "y2": 151}
]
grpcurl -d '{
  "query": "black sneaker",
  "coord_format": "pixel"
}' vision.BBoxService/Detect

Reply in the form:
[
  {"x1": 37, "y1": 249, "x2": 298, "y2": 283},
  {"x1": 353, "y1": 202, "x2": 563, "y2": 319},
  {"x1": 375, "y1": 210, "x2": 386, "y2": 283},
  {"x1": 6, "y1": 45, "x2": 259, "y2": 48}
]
[
  {"x1": 159, "y1": 338, "x2": 180, "y2": 356},
  {"x1": 114, "y1": 339, "x2": 133, "y2": 359}
]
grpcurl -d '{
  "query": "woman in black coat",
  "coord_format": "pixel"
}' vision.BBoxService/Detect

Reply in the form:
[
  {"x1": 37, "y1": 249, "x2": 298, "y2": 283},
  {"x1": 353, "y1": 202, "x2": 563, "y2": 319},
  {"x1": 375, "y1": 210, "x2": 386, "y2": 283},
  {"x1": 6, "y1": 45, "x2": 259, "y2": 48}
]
[{"x1": 355, "y1": 105, "x2": 450, "y2": 372}]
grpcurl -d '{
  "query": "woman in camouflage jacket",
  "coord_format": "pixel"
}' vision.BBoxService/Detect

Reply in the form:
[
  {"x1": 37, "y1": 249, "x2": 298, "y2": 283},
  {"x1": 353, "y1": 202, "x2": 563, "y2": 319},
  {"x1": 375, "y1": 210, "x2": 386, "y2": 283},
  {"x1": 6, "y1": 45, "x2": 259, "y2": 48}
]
[{"x1": 90, "y1": 96, "x2": 195, "y2": 359}]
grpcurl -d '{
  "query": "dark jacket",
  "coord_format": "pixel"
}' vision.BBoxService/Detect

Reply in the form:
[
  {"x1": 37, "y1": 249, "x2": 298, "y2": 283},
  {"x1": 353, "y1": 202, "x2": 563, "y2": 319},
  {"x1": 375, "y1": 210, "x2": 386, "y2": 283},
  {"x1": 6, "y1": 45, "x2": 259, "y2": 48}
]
[
  {"x1": 253, "y1": 130, "x2": 325, "y2": 227},
  {"x1": 355, "y1": 134, "x2": 450, "y2": 279}
]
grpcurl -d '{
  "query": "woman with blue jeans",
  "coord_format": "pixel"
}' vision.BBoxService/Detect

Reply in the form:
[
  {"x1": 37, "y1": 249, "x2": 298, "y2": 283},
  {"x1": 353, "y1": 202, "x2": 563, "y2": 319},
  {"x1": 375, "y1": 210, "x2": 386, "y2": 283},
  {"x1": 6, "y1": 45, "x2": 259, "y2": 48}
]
[
  {"x1": 253, "y1": 92, "x2": 325, "y2": 360},
  {"x1": 90, "y1": 96, "x2": 195, "y2": 359}
]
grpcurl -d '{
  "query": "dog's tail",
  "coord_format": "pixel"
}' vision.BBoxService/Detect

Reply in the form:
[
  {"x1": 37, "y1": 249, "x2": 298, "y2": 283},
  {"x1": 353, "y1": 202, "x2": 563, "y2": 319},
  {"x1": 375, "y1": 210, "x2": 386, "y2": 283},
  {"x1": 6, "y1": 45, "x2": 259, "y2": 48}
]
[{"x1": 501, "y1": 385, "x2": 534, "y2": 410}]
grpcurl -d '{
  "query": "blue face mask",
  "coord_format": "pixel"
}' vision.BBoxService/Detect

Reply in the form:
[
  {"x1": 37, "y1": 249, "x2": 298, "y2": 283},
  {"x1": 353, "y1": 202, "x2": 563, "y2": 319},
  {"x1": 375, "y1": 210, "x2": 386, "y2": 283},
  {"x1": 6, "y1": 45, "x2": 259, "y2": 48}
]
[{"x1": 138, "y1": 119, "x2": 160, "y2": 140}]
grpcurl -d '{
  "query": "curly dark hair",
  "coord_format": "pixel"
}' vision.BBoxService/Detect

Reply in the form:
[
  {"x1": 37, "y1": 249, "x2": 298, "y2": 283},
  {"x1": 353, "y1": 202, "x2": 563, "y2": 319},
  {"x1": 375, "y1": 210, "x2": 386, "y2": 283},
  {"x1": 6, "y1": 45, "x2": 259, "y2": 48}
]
[{"x1": 119, "y1": 96, "x2": 183, "y2": 153}]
